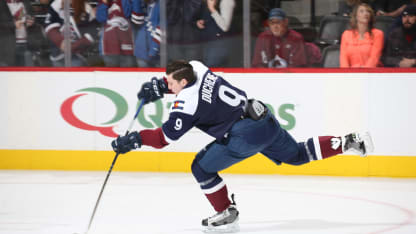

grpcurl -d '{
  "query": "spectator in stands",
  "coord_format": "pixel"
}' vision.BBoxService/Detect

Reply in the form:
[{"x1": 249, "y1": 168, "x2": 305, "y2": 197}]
[
  {"x1": 0, "y1": 0, "x2": 37, "y2": 66},
  {"x1": 373, "y1": 0, "x2": 415, "y2": 17},
  {"x1": 338, "y1": 0, "x2": 362, "y2": 17},
  {"x1": 96, "y1": 0, "x2": 136, "y2": 67},
  {"x1": 250, "y1": 0, "x2": 269, "y2": 37},
  {"x1": 196, "y1": 0, "x2": 236, "y2": 67},
  {"x1": 338, "y1": 0, "x2": 379, "y2": 17},
  {"x1": 167, "y1": 0, "x2": 203, "y2": 63},
  {"x1": 340, "y1": 3, "x2": 384, "y2": 67},
  {"x1": 250, "y1": 0, "x2": 284, "y2": 42},
  {"x1": 131, "y1": 0, "x2": 160, "y2": 67},
  {"x1": 252, "y1": 8, "x2": 308, "y2": 68},
  {"x1": 44, "y1": 0, "x2": 98, "y2": 67},
  {"x1": 383, "y1": 4, "x2": 416, "y2": 67}
]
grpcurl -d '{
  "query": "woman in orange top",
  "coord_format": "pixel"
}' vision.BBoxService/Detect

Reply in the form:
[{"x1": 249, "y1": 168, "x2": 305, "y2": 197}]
[{"x1": 340, "y1": 3, "x2": 384, "y2": 68}]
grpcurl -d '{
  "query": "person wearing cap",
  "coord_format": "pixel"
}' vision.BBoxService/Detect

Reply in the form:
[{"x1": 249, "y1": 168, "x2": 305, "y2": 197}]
[
  {"x1": 252, "y1": 8, "x2": 308, "y2": 68},
  {"x1": 383, "y1": 4, "x2": 416, "y2": 67},
  {"x1": 340, "y1": 3, "x2": 384, "y2": 68}
]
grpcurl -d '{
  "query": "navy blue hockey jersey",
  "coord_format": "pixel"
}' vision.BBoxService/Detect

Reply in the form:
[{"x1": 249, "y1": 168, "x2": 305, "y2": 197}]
[{"x1": 162, "y1": 61, "x2": 247, "y2": 142}]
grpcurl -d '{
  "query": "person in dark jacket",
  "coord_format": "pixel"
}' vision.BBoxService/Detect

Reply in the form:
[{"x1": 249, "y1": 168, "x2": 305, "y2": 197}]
[
  {"x1": 166, "y1": 0, "x2": 203, "y2": 63},
  {"x1": 383, "y1": 4, "x2": 416, "y2": 67},
  {"x1": 373, "y1": 0, "x2": 413, "y2": 17}
]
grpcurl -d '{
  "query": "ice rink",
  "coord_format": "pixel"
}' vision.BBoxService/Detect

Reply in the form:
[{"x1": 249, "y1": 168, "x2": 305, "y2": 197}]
[{"x1": 0, "y1": 170, "x2": 415, "y2": 234}]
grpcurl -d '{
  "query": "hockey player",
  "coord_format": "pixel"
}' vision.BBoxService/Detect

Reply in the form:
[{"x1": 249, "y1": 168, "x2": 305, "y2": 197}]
[{"x1": 111, "y1": 60, "x2": 374, "y2": 233}]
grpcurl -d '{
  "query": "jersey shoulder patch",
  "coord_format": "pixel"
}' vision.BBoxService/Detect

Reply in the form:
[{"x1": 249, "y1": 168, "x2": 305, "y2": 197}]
[{"x1": 170, "y1": 79, "x2": 201, "y2": 116}]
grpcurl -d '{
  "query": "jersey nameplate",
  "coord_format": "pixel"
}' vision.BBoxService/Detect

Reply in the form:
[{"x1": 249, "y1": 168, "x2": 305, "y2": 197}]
[{"x1": 202, "y1": 73, "x2": 218, "y2": 104}]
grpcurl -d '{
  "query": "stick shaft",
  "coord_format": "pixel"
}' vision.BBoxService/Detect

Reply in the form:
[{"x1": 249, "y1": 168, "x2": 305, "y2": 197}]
[
  {"x1": 126, "y1": 99, "x2": 145, "y2": 135},
  {"x1": 86, "y1": 152, "x2": 119, "y2": 231},
  {"x1": 86, "y1": 99, "x2": 145, "y2": 233}
]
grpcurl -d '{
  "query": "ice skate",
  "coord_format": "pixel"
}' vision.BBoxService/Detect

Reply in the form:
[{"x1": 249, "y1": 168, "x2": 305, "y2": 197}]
[
  {"x1": 343, "y1": 132, "x2": 374, "y2": 157},
  {"x1": 202, "y1": 194, "x2": 239, "y2": 233}
]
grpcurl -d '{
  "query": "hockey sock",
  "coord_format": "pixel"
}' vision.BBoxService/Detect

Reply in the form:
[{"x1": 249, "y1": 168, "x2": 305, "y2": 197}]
[
  {"x1": 313, "y1": 136, "x2": 343, "y2": 159},
  {"x1": 191, "y1": 158, "x2": 231, "y2": 213},
  {"x1": 205, "y1": 184, "x2": 231, "y2": 213}
]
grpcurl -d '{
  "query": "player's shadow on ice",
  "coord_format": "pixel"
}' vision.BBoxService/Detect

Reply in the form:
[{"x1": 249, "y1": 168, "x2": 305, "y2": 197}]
[
  {"x1": 178, "y1": 219, "x2": 399, "y2": 233},
  {"x1": 239, "y1": 219, "x2": 398, "y2": 232}
]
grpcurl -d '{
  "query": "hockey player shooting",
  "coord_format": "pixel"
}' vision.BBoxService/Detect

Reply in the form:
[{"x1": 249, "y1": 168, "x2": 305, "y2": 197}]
[{"x1": 111, "y1": 60, "x2": 374, "y2": 233}]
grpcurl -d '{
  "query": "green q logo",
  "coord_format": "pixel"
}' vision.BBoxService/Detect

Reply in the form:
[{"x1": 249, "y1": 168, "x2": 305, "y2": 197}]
[
  {"x1": 60, "y1": 87, "x2": 128, "y2": 137},
  {"x1": 137, "y1": 100, "x2": 164, "y2": 128}
]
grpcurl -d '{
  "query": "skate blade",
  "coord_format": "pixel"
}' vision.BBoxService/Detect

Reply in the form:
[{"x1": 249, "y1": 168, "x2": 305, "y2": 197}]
[{"x1": 202, "y1": 218, "x2": 240, "y2": 233}]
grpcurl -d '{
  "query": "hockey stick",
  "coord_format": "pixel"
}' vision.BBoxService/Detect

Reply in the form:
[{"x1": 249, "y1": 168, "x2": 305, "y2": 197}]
[{"x1": 85, "y1": 98, "x2": 146, "y2": 233}]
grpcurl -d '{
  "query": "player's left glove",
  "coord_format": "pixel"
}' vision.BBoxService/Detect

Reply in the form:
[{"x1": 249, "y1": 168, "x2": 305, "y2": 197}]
[
  {"x1": 137, "y1": 77, "x2": 169, "y2": 104},
  {"x1": 111, "y1": 131, "x2": 142, "y2": 154}
]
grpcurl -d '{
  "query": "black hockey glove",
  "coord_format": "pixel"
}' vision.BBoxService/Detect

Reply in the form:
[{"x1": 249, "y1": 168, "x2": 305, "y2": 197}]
[
  {"x1": 137, "y1": 77, "x2": 169, "y2": 104},
  {"x1": 111, "y1": 131, "x2": 142, "y2": 154}
]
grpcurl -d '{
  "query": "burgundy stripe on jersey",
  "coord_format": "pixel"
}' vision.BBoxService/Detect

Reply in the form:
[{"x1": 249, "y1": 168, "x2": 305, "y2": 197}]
[{"x1": 139, "y1": 127, "x2": 169, "y2": 149}]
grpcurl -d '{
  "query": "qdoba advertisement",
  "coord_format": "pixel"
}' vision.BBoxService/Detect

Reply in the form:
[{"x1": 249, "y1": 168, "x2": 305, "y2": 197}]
[{"x1": 1, "y1": 71, "x2": 416, "y2": 163}]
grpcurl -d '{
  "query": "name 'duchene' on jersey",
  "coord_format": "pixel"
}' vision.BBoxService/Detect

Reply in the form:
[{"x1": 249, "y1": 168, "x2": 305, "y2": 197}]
[{"x1": 201, "y1": 72, "x2": 218, "y2": 104}]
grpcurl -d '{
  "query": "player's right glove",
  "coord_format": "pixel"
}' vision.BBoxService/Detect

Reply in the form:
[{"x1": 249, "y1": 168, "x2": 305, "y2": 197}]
[
  {"x1": 111, "y1": 131, "x2": 142, "y2": 154},
  {"x1": 137, "y1": 77, "x2": 169, "y2": 104}
]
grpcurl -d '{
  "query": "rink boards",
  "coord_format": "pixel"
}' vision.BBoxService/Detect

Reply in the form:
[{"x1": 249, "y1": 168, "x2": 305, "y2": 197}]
[{"x1": 0, "y1": 68, "x2": 415, "y2": 177}]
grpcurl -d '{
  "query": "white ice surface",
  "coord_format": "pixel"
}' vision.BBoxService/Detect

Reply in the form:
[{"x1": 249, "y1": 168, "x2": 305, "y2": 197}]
[{"x1": 0, "y1": 170, "x2": 415, "y2": 234}]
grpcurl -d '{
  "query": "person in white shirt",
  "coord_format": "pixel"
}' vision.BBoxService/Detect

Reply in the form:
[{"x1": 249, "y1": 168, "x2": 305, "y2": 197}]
[{"x1": 196, "y1": 0, "x2": 236, "y2": 67}]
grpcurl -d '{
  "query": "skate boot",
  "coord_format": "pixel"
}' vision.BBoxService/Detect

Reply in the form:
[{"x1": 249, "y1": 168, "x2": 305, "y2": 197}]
[
  {"x1": 202, "y1": 194, "x2": 239, "y2": 233},
  {"x1": 343, "y1": 132, "x2": 374, "y2": 157}
]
